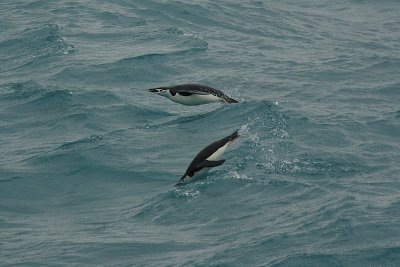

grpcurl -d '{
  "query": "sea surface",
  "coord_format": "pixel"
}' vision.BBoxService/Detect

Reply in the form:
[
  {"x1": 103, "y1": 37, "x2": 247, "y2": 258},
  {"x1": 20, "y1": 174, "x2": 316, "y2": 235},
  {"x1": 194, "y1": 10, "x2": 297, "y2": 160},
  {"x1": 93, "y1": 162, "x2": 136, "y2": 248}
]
[{"x1": 1, "y1": 0, "x2": 400, "y2": 266}]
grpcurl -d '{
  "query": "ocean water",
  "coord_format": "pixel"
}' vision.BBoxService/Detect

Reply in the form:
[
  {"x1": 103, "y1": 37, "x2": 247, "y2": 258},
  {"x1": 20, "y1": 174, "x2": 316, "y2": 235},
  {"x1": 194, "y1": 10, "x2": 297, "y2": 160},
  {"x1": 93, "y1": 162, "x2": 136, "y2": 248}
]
[{"x1": 1, "y1": 0, "x2": 400, "y2": 266}]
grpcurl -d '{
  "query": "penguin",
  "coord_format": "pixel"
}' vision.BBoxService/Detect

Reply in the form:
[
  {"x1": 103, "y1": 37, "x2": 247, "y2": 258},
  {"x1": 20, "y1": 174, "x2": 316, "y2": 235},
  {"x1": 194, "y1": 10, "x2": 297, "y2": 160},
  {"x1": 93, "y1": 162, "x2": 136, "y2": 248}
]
[
  {"x1": 148, "y1": 84, "x2": 238, "y2": 106},
  {"x1": 175, "y1": 129, "x2": 240, "y2": 186}
]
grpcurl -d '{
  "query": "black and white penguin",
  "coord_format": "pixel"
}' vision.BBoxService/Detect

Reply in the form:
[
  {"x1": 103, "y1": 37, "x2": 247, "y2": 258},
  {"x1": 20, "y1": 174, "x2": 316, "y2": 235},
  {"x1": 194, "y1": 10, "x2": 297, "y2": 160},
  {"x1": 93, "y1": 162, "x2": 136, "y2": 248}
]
[
  {"x1": 148, "y1": 84, "x2": 238, "y2": 106},
  {"x1": 175, "y1": 129, "x2": 240, "y2": 186}
]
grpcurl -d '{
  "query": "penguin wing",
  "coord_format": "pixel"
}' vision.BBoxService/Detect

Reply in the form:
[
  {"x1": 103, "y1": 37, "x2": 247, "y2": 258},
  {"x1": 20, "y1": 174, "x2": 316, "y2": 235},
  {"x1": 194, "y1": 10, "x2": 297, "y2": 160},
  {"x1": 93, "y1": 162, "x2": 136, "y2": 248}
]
[
  {"x1": 175, "y1": 160, "x2": 225, "y2": 186},
  {"x1": 177, "y1": 90, "x2": 210, "y2": 96},
  {"x1": 196, "y1": 159, "x2": 225, "y2": 170}
]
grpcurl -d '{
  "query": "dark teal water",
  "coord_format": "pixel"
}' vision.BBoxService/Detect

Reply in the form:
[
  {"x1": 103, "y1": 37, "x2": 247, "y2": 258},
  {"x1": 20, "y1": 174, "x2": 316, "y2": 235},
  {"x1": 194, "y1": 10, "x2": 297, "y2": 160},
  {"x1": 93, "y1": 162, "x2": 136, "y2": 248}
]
[{"x1": 1, "y1": 1, "x2": 400, "y2": 266}]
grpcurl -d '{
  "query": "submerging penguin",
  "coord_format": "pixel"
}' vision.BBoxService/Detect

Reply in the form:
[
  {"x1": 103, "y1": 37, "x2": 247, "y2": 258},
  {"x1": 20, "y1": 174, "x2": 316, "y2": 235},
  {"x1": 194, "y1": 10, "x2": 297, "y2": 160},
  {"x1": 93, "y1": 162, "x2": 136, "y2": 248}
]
[
  {"x1": 175, "y1": 129, "x2": 240, "y2": 186},
  {"x1": 148, "y1": 84, "x2": 238, "y2": 106}
]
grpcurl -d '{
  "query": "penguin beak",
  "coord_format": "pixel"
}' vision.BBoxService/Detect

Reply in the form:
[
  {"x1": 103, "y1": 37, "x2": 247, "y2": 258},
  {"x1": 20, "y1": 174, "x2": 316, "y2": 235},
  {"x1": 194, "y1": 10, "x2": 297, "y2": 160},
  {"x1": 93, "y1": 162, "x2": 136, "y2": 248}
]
[{"x1": 148, "y1": 88, "x2": 159, "y2": 93}]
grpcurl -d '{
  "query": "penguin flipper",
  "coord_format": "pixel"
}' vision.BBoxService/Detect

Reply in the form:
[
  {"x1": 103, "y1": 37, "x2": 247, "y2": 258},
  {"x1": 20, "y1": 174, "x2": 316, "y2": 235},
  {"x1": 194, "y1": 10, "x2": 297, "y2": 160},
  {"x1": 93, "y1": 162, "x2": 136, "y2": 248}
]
[
  {"x1": 197, "y1": 159, "x2": 225, "y2": 168},
  {"x1": 178, "y1": 90, "x2": 209, "y2": 96},
  {"x1": 223, "y1": 97, "x2": 239, "y2": 103}
]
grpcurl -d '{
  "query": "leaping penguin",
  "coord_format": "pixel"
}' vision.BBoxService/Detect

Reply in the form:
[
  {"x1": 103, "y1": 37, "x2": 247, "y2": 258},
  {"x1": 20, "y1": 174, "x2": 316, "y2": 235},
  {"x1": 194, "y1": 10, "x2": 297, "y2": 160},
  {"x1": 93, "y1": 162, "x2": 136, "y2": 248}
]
[
  {"x1": 148, "y1": 84, "x2": 238, "y2": 106},
  {"x1": 175, "y1": 129, "x2": 240, "y2": 186}
]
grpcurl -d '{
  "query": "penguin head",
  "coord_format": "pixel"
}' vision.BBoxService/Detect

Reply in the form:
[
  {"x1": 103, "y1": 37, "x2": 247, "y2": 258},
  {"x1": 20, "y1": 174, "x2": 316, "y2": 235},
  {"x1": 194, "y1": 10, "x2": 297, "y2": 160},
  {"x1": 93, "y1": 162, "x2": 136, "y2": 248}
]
[{"x1": 148, "y1": 87, "x2": 170, "y2": 97}]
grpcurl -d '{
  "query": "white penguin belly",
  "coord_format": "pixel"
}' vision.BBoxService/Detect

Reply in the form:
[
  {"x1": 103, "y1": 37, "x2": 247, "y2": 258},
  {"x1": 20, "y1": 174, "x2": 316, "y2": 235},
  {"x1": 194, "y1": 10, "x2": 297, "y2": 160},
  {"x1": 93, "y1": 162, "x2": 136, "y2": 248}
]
[
  {"x1": 206, "y1": 142, "x2": 231, "y2": 161},
  {"x1": 169, "y1": 94, "x2": 222, "y2": 106},
  {"x1": 190, "y1": 142, "x2": 231, "y2": 178},
  {"x1": 186, "y1": 142, "x2": 233, "y2": 182}
]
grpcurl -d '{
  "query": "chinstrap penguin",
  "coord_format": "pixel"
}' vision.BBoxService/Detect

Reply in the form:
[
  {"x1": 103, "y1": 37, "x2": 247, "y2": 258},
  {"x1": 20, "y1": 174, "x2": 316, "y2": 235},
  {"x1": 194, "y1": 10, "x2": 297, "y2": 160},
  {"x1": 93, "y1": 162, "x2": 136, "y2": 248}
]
[
  {"x1": 175, "y1": 129, "x2": 240, "y2": 186},
  {"x1": 148, "y1": 84, "x2": 238, "y2": 106}
]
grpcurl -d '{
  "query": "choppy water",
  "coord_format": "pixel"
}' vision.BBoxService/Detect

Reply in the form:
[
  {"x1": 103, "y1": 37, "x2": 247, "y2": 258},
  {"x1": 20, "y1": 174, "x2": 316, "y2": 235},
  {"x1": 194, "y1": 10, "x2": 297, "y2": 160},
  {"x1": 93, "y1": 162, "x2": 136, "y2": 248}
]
[{"x1": 1, "y1": 1, "x2": 400, "y2": 266}]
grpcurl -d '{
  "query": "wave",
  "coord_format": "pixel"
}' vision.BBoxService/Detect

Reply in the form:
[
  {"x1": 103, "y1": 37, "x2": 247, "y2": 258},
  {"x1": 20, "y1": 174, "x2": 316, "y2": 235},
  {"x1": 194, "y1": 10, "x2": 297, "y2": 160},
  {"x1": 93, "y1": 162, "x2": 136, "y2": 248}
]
[
  {"x1": 8, "y1": 89, "x2": 73, "y2": 115},
  {"x1": 0, "y1": 24, "x2": 75, "y2": 72},
  {"x1": 272, "y1": 246, "x2": 400, "y2": 267},
  {"x1": 2, "y1": 1, "x2": 399, "y2": 265},
  {"x1": 0, "y1": 80, "x2": 47, "y2": 102}
]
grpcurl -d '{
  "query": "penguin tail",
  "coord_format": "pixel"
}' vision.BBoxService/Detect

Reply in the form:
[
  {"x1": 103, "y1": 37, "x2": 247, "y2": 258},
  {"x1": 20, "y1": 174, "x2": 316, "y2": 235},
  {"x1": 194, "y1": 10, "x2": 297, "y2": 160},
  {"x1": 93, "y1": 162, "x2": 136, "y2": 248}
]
[
  {"x1": 229, "y1": 129, "x2": 240, "y2": 141},
  {"x1": 224, "y1": 97, "x2": 239, "y2": 103}
]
